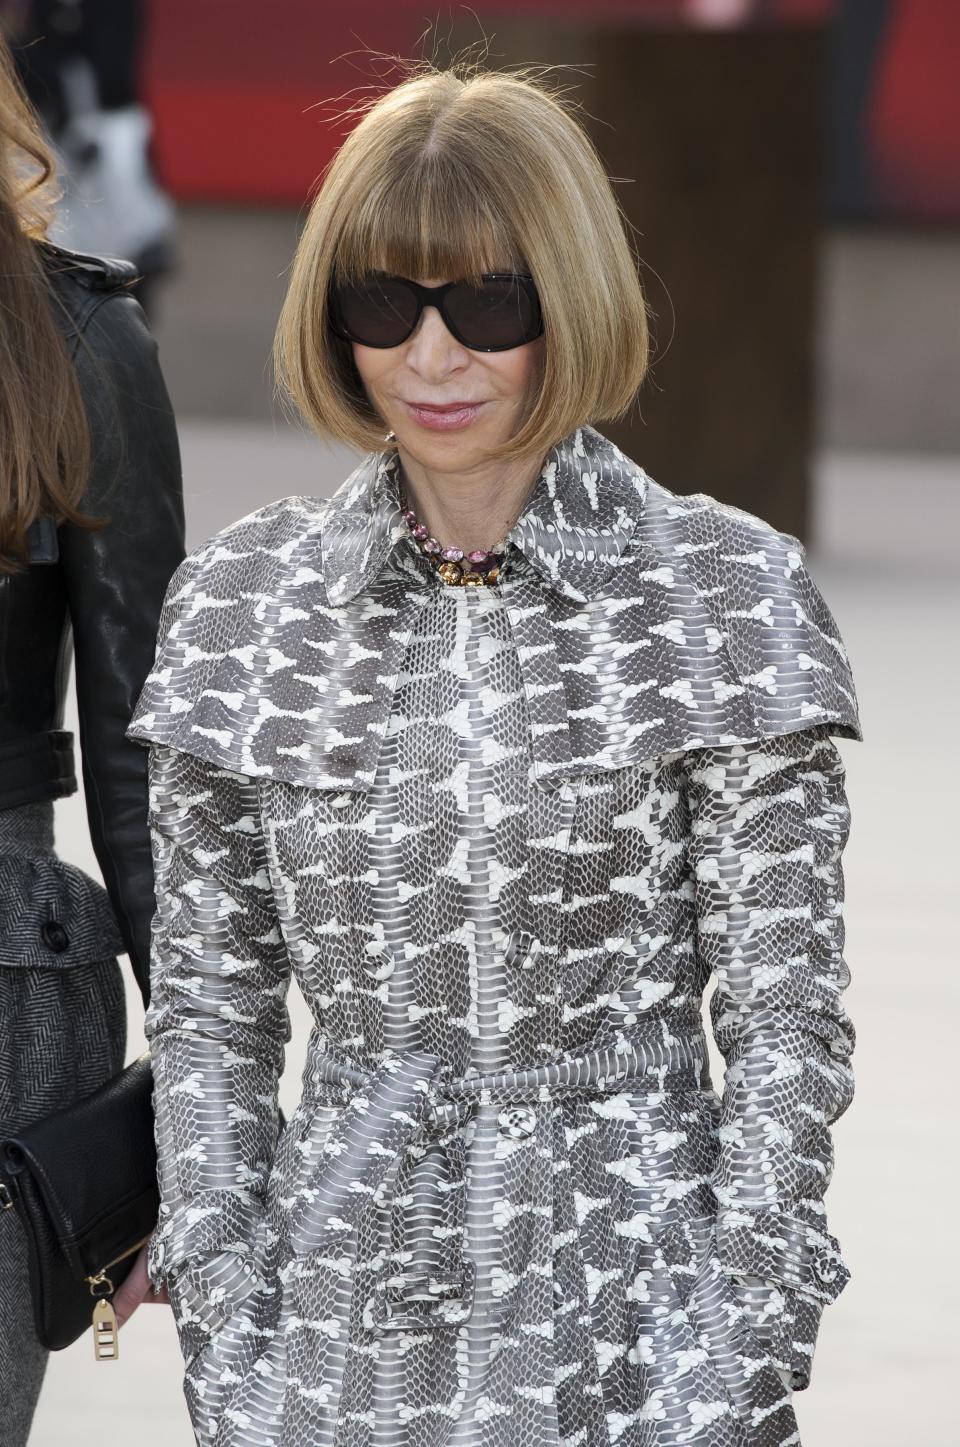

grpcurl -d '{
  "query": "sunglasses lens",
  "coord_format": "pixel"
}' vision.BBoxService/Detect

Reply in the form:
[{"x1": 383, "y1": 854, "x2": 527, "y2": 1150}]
[
  {"x1": 445, "y1": 277, "x2": 540, "y2": 349},
  {"x1": 334, "y1": 277, "x2": 419, "y2": 346}
]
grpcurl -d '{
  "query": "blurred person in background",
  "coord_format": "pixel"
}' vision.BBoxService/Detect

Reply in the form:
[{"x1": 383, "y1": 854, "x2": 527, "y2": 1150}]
[
  {"x1": 0, "y1": 31, "x2": 182, "y2": 1445},
  {"x1": 1, "y1": 0, "x2": 176, "y2": 311},
  {"x1": 124, "y1": 63, "x2": 861, "y2": 1447}
]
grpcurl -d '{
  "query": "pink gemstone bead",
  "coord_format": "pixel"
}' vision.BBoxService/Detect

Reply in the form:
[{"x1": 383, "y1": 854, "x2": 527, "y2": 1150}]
[
  {"x1": 423, "y1": 537, "x2": 441, "y2": 554},
  {"x1": 466, "y1": 549, "x2": 491, "y2": 566},
  {"x1": 440, "y1": 546, "x2": 464, "y2": 563},
  {"x1": 412, "y1": 523, "x2": 429, "y2": 540},
  {"x1": 402, "y1": 509, "x2": 417, "y2": 524}
]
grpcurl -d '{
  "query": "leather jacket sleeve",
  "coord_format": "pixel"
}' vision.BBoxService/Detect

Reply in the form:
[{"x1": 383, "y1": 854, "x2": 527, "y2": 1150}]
[{"x1": 58, "y1": 290, "x2": 185, "y2": 1003}]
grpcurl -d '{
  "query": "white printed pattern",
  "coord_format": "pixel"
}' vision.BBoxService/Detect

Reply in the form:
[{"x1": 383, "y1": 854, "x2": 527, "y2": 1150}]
[{"x1": 130, "y1": 426, "x2": 861, "y2": 1446}]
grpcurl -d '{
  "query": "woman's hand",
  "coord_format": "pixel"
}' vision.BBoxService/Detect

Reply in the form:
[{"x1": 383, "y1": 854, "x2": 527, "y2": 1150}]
[{"x1": 113, "y1": 1242, "x2": 170, "y2": 1328}]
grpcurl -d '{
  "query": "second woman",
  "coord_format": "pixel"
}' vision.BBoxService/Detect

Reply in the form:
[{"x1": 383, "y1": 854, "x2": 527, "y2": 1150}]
[{"x1": 0, "y1": 30, "x2": 183, "y2": 1443}]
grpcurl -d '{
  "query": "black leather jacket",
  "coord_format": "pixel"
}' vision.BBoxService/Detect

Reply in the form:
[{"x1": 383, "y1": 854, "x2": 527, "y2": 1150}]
[{"x1": 0, "y1": 243, "x2": 185, "y2": 1002}]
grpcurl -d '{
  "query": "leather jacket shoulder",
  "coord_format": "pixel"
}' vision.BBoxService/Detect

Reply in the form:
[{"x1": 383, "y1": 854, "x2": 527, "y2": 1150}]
[{"x1": 0, "y1": 241, "x2": 185, "y2": 1002}]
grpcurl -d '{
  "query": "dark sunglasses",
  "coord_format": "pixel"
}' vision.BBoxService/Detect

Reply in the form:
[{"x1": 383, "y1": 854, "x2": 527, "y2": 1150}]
[{"x1": 329, "y1": 272, "x2": 543, "y2": 352}]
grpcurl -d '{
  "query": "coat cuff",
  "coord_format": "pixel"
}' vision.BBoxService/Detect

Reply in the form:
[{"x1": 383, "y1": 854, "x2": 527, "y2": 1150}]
[
  {"x1": 170, "y1": 1248, "x2": 265, "y2": 1331},
  {"x1": 147, "y1": 1189, "x2": 264, "y2": 1288},
  {"x1": 715, "y1": 1206, "x2": 850, "y2": 1305},
  {"x1": 727, "y1": 1275, "x2": 827, "y2": 1392}
]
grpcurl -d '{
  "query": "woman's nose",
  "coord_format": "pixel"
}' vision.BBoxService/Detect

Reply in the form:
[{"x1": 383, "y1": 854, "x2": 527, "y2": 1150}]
[{"x1": 405, "y1": 305, "x2": 468, "y2": 377}]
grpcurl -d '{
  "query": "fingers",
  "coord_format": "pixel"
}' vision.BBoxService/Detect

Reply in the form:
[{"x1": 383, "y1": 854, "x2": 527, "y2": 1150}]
[{"x1": 113, "y1": 1244, "x2": 151, "y2": 1329}]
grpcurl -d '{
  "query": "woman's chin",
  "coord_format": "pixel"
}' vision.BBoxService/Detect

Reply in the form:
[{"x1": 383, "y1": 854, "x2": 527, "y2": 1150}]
[{"x1": 391, "y1": 422, "x2": 499, "y2": 473}]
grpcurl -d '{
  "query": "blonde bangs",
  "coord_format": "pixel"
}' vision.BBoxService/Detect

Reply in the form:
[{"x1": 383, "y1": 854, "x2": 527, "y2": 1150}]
[
  {"x1": 333, "y1": 158, "x2": 525, "y2": 286},
  {"x1": 275, "y1": 66, "x2": 649, "y2": 461}
]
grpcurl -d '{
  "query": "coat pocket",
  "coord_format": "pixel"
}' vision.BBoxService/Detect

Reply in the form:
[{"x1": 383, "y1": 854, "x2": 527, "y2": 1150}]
[
  {"x1": 180, "y1": 1279, "x2": 278, "y2": 1445},
  {"x1": 174, "y1": 1243, "x2": 282, "y2": 1443},
  {"x1": 656, "y1": 1214, "x2": 798, "y2": 1427}
]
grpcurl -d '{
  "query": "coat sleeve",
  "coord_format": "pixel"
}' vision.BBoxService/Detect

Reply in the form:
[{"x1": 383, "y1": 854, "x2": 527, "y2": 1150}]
[
  {"x1": 681, "y1": 722, "x2": 855, "y2": 1392},
  {"x1": 143, "y1": 741, "x2": 290, "y2": 1352},
  {"x1": 58, "y1": 290, "x2": 185, "y2": 1003}
]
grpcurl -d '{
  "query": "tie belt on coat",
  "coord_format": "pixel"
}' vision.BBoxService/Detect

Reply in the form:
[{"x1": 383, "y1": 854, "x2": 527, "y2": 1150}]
[
  {"x1": 289, "y1": 1028, "x2": 711, "y2": 1331},
  {"x1": 300, "y1": 1029, "x2": 709, "y2": 1118}
]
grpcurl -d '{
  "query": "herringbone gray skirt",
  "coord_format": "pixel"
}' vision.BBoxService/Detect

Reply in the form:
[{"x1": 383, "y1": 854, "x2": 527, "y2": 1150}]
[{"x1": 0, "y1": 802, "x2": 127, "y2": 1446}]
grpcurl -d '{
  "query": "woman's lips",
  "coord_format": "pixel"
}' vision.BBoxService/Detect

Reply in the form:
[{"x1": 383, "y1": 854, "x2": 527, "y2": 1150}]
[{"x1": 404, "y1": 400, "x2": 487, "y2": 431}]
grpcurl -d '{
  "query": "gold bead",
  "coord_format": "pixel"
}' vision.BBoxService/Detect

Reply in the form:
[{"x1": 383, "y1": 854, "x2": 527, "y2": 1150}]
[
  {"x1": 437, "y1": 561, "x2": 463, "y2": 585},
  {"x1": 462, "y1": 571, "x2": 484, "y2": 586},
  {"x1": 485, "y1": 566, "x2": 500, "y2": 586}
]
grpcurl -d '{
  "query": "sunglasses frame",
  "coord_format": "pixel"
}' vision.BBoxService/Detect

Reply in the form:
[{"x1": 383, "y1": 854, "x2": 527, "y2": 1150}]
[{"x1": 329, "y1": 272, "x2": 544, "y2": 353}]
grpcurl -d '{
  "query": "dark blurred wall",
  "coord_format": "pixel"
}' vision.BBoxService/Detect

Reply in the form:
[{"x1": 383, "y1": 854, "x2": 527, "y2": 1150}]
[{"x1": 463, "y1": 21, "x2": 823, "y2": 538}]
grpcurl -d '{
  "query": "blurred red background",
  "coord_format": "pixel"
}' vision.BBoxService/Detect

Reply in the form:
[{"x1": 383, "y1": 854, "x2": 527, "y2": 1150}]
[{"x1": 141, "y1": 0, "x2": 960, "y2": 220}]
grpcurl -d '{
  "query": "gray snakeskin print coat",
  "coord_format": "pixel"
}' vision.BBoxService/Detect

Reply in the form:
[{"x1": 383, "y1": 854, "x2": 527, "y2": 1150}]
[{"x1": 129, "y1": 426, "x2": 862, "y2": 1447}]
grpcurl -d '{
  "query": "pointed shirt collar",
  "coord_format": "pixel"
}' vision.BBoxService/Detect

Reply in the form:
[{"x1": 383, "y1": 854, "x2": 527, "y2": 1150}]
[{"x1": 320, "y1": 425, "x2": 647, "y2": 607}]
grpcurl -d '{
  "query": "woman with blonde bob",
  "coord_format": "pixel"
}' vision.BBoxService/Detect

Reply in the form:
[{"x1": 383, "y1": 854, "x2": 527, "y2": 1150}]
[{"x1": 128, "y1": 63, "x2": 861, "y2": 1447}]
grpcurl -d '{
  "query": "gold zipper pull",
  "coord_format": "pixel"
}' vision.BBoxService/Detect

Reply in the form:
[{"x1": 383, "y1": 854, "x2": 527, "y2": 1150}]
[
  {"x1": 83, "y1": 1237, "x2": 152, "y2": 1362},
  {"x1": 92, "y1": 1297, "x2": 119, "y2": 1360},
  {"x1": 88, "y1": 1273, "x2": 119, "y2": 1362}
]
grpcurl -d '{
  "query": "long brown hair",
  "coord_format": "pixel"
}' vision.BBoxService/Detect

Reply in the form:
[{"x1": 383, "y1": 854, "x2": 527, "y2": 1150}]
[{"x1": 0, "y1": 31, "x2": 92, "y2": 572}]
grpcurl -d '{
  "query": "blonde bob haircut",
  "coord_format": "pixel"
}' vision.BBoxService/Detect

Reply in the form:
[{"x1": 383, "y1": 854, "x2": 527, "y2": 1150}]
[{"x1": 275, "y1": 65, "x2": 649, "y2": 462}]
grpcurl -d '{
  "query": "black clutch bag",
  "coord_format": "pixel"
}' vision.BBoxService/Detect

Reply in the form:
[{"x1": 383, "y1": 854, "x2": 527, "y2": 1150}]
[{"x1": 0, "y1": 1054, "x2": 159, "y2": 1358}]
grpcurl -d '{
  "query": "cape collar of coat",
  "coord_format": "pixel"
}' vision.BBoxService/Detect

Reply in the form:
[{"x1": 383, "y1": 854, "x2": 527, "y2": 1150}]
[
  {"x1": 320, "y1": 425, "x2": 645, "y2": 607},
  {"x1": 128, "y1": 424, "x2": 862, "y2": 791}
]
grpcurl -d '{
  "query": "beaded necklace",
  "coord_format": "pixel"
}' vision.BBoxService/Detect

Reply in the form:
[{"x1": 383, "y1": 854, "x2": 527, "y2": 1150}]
[{"x1": 400, "y1": 502, "x2": 507, "y2": 587}]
